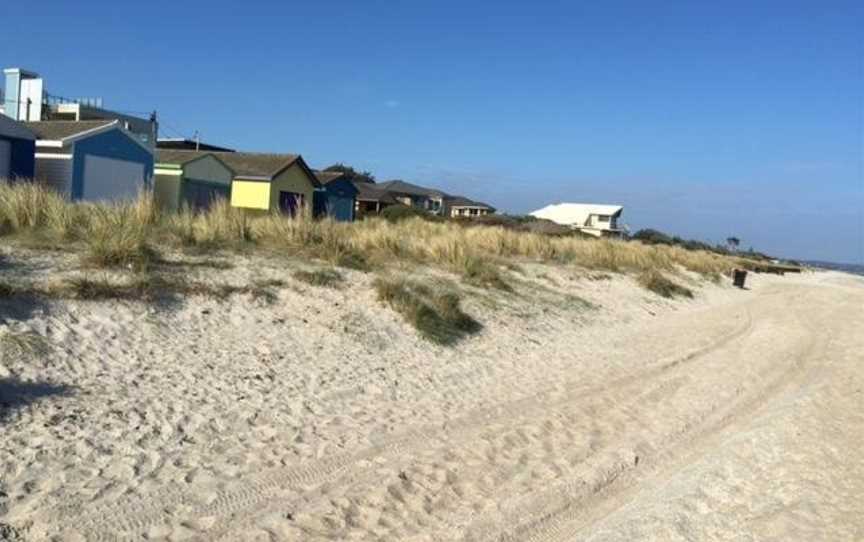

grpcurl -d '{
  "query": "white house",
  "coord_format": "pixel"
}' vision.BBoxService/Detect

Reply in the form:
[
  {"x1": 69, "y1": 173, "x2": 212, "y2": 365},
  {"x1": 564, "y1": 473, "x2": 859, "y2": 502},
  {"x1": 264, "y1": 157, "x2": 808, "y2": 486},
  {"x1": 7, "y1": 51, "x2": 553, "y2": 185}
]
[{"x1": 530, "y1": 203, "x2": 624, "y2": 237}]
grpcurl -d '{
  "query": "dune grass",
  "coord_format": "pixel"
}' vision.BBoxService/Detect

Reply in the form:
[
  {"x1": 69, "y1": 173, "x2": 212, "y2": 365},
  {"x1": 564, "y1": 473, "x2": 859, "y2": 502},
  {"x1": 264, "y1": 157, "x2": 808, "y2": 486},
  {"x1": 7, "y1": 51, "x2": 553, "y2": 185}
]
[
  {"x1": 0, "y1": 183, "x2": 739, "y2": 279},
  {"x1": 292, "y1": 268, "x2": 344, "y2": 288},
  {"x1": 637, "y1": 270, "x2": 694, "y2": 299},
  {"x1": 374, "y1": 277, "x2": 482, "y2": 345},
  {"x1": 0, "y1": 331, "x2": 52, "y2": 362}
]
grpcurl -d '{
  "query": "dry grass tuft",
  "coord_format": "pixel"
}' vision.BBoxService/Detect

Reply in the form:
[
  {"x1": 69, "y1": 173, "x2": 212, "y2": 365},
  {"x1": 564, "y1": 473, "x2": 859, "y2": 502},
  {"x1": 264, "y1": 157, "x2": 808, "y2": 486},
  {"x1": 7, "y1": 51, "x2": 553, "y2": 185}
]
[
  {"x1": 374, "y1": 277, "x2": 481, "y2": 345},
  {"x1": 293, "y1": 269, "x2": 344, "y2": 288},
  {"x1": 0, "y1": 331, "x2": 52, "y2": 362},
  {"x1": 637, "y1": 270, "x2": 694, "y2": 299},
  {"x1": 461, "y1": 256, "x2": 512, "y2": 291}
]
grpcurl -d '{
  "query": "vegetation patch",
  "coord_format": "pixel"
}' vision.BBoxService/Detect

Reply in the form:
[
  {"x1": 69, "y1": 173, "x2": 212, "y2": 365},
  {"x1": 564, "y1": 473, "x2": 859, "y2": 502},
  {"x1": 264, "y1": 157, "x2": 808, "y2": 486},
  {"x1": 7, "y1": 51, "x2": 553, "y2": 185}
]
[
  {"x1": 637, "y1": 271, "x2": 694, "y2": 299},
  {"x1": 460, "y1": 257, "x2": 512, "y2": 291},
  {"x1": 334, "y1": 249, "x2": 371, "y2": 272},
  {"x1": 0, "y1": 331, "x2": 52, "y2": 362},
  {"x1": 381, "y1": 205, "x2": 442, "y2": 223},
  {"x1": 292, "y1": 269, "x2": 344, "y2": 288},
  {"x1": 374, "y1": 278, "x2": 481, "y2": 345}
]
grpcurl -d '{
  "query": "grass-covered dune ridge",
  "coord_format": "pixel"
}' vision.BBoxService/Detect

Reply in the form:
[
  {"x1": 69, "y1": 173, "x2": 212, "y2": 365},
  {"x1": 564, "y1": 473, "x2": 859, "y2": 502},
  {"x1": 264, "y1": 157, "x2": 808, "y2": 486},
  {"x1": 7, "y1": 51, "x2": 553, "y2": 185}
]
[{"x1": 0, "y1": 182, "x2": 740, "y2": 278}]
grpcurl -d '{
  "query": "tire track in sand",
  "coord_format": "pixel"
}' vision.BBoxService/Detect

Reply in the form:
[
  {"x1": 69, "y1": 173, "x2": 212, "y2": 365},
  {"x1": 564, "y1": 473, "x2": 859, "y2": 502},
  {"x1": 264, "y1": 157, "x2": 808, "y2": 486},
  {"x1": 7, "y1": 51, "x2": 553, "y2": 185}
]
[{"x1": 53, "y1": 309, "x2": 753, "y2": 539}]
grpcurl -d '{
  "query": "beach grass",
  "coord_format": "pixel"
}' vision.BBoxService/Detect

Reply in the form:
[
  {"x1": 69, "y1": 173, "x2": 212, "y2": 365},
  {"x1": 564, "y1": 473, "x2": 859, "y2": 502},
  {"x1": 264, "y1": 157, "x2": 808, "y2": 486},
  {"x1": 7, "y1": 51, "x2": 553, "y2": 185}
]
[
  {"x1": 637, "y1": 270, "x2": 694, "y2": 299},
  {"x1": 292, "y1": 268, "x2": 344, "y2": 288},
  {"x1": 374, "y1": 277, "x2": 482, "y2": 345}
]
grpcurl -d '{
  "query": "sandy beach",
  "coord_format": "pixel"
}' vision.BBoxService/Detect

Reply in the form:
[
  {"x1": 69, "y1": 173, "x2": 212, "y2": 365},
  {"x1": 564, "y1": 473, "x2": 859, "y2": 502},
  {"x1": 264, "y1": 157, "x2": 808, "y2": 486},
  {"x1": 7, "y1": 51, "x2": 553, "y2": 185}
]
[{"x1": 1, "y1": 255, "x2": 862, "y2": 541}]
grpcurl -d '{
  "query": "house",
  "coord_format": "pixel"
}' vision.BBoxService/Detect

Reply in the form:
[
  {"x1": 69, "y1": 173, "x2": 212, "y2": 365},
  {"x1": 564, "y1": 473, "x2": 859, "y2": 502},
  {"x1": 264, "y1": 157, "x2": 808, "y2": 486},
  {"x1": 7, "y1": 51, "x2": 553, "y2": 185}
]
[
  {"x1": 4, "y1": 68, "x2": 157, "y2": 147},
  {"x1": 0, "y1": 114, "x2": 35, "y2": 181},
  {"x1": 353, "y1": 181, "x2": 397, "y2": 218},
  {"x1": 376, "y1": 180, "x2": 447, "y2": 215},
  {"x1": 312, "y1": 171, "x2": 358, "y2": 222},
  {"x1": 157, "y1": 138, "x2": 235, "y2": 152},
  {"x1": 215, "y1": 152, "x2": 320, "y2": 214},
  {"x1": 154, "y1": 150, "x2": 234, "y2": 211},
  {"x1": 445, "y1": 196, "x2": 496, "y2": 218},
  {"x1": 530, "y1": 203, "x2": 624, "y2": 237},
  {"x1": 24, "y1": 120, "x2": 153, "y2": 202}
]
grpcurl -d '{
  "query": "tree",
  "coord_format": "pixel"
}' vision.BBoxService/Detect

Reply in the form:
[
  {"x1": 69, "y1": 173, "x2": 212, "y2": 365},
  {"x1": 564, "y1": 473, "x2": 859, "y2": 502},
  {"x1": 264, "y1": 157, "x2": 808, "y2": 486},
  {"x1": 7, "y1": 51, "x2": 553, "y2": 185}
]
[
  {"x1": 323, "y1": 163, "x2": 376, "y2": 184},
  {"x1": 726, "y1": 236, "x2": 741, "y2": 251}
]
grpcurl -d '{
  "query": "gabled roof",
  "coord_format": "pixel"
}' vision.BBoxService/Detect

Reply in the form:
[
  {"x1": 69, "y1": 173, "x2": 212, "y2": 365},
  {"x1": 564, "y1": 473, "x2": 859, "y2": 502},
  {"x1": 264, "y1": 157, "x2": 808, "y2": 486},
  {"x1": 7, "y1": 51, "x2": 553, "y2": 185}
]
[
  {"x1": 204, "y1": 151, "x2": 311, "y2": 183},
  {"x1": 156, "y1": 138, "x2": 235, "y2": 152},
  {"x1": 155, "y1": 149, "x2": 233, "y2": 170},
  {"x1": 353, "y1": 180, "x2": 397, "y2": 204},
  {"x1": 0, "y1": 114, "x2": 36, "y2": 141},
  {"x1": 530, "y1": 203, "x2": 624, "y2": 227},
  {"x1": 377, "y1": 180, "x2": 445, "y2": 198},
  {"x1": 156, "y1": 149, "x2": 212, "y2": 166},
  {"x1": 313, "y1": 170, "x2": 346, "y2": 185},
  {"x1": 446, "y1": 195, "x2": 495, "y2": 210},
  {"x1": 23, "y1": 120, "x2": 115, "y2": 141}
]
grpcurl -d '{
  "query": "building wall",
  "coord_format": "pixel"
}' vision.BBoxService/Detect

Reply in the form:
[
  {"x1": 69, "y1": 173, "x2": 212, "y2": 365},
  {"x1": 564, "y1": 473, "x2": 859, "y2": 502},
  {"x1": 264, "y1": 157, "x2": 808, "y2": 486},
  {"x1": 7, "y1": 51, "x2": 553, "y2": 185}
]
[
  {"x1": 33, "y1": 152, "x2": 73, "y2": 198},
  {"x1": 153, "y1": 170, "x2": 182, "y2": 210},
  {"x1": 450, "y1": 207, "x2": 492, "y2": 218},
  {"x1": 70, "y1": 128, "x2": 153, "y2": 201},
  {"x1": 183, "y1": 155, "x2": 233, "y2": 187},
  {"x1": 0, "y1": 136, "x2": 35, "y2": 179},
  {"x1": 231, "y1": 180, "x2": 270, "y2": 210},
  {"x1": 314, "y1": 179, "x2": 357, "y2": 222},
  {"x1": 269, "y1": 163, "x2": 317, "y2": 213}
]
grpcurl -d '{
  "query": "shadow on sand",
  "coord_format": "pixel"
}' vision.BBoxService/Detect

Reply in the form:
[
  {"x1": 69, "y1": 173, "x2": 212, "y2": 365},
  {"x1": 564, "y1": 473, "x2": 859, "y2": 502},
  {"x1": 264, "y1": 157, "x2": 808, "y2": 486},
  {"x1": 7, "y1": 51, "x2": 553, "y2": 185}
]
[
  {"x1": 0, "y1": 292, "x2": 51, "y2": 324},
  {"x1": 0, "y1": 378, "x2": 74, "y2": 422}
]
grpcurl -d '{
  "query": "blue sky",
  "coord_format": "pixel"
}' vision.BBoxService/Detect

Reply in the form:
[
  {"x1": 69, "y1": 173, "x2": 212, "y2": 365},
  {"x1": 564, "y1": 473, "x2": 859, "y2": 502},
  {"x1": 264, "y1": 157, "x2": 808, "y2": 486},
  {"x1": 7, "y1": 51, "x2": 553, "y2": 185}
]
[{"x1": 4, "y1": 1, "x2": 862, "y2": 262}]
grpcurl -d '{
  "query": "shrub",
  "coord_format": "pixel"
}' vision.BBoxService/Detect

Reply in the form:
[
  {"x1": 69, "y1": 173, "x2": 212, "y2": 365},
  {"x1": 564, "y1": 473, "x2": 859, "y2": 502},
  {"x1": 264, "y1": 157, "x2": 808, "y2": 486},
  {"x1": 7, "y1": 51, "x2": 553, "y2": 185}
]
[
  {"x1": 374, "y1": 278, "x2": 481, "y2": 345},
  {"x1": 381, "y1": 205, "x2": 438, "y2": 223},
  {"x1": 637, "y1": 270, "x2": 694, "y2": 299}
]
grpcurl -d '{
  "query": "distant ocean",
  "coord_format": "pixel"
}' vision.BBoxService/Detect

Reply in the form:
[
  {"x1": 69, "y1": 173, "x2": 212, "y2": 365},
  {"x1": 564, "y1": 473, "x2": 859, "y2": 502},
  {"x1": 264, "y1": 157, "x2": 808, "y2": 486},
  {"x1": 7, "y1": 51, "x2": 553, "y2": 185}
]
[{"x1": 804, "y1": 261, "x2": 864, "y2": 277}]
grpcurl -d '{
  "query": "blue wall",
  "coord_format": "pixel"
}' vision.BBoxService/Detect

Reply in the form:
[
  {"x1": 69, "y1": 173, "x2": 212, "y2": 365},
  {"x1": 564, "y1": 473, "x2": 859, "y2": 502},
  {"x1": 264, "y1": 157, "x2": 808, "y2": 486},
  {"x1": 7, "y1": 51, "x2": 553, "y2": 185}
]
[
  {"x1": 314, "y1": 179, "x2": 357, "y2": 222},
  {"x1": 71, "y1": 128, "x2": 153, "y2": 201},
  {"x1": 0, "y1": 136, "x2": 35, "y2": 179}
]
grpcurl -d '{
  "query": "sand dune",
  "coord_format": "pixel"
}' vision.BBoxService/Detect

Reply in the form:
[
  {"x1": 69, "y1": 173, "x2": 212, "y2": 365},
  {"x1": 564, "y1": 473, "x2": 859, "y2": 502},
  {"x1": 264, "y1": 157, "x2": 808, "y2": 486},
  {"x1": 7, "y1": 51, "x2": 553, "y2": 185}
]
[{"x1": 1, "y1": 256, "x2": 862, "y2": 541}]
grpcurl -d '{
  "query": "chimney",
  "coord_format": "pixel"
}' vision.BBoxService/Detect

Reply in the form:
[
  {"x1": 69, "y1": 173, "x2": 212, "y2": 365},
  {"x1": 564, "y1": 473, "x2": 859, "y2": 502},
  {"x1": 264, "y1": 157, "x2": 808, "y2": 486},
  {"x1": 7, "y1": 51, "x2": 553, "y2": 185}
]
[{"x1": 3, "y1": 68, "x2": 43, "y2": 121}]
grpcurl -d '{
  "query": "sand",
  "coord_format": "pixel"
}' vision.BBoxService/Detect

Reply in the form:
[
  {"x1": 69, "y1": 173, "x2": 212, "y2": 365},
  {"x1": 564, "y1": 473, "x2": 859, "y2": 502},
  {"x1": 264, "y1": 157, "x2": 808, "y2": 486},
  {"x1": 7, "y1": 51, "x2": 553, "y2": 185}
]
[{"x1": 1, "y1": 252, "x2": 862, "y2": 541}]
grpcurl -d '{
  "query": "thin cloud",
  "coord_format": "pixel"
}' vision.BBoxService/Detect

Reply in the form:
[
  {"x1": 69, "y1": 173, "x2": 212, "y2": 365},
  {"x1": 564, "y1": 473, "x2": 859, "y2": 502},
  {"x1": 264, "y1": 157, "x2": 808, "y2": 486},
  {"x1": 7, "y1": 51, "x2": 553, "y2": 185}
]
[{"x1": 384, "y1": 99, "x2": 400, "y2": 108}]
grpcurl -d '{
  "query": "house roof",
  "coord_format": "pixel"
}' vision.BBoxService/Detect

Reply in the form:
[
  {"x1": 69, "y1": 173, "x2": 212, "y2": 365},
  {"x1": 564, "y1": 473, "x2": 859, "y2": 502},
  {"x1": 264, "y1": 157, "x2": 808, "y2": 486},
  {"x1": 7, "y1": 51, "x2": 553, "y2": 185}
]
[
  {"x1": 377, "y1": 180, "x2": 445, "y2": 198},
  {"x1": 156, "y1": 138, "x2": 235, "y2": 152},
  {"x1": 313, "y1": 170, "x2": 345, "y2": 185},
  {"x1": 0, "y1": 114, "x2": 35, "y2": 141},
  {"x1": 211, "y1": 151, "x2": 315, "y2": 182},
  {"x1": 530, "y1": 203, "x2": 624, "y2": 227},
  {"x1": 353, "y1": 181, "x2": 397, "y2": 204},
  {"x1": 446, "y1": 195, "x2": 495, "y2": 210},
  {"x1": 155, "y1": 149, "x2": 217, "y2": 167},
  {"x1": 23, "y1": 120, "x2": 115, "y2": 141}
]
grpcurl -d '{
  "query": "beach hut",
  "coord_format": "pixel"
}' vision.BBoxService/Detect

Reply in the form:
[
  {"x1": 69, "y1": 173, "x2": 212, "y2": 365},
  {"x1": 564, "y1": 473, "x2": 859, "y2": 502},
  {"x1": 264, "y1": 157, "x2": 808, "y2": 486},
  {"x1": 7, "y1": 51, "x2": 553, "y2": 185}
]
[
  {"x1": 24, "y1": 120, "x2": 152, "y2": 201},
  {"x1": 313, "y1": 171, "x2": 358, "y2": 222},
  {"x1": 217, "y1": 152, "x2": 320, "y2": 215},
  {"x1": 353, "y1": 181, "x2": 398, "y2": 218},
  {"x1": 154, "y1": 150, "x2": 234, "y2": 211},
  {"x1": 0, "y1": 114, "x2": 35, "y2": 181}
]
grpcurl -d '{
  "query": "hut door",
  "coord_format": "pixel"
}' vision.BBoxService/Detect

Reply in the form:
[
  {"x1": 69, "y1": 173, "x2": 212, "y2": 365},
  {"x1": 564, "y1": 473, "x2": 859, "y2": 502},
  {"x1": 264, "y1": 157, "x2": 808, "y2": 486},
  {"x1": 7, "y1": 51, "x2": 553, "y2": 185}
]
[{"x1": 278, "y1": 191, "x2": 303, "y2": 216}]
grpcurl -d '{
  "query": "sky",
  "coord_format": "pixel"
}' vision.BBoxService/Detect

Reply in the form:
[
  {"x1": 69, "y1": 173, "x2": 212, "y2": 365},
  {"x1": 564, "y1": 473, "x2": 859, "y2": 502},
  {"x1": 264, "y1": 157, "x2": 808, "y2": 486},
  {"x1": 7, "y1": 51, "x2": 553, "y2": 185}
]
[{"x1": 3, "y1": 1, "x2": 862, "y2": 263}]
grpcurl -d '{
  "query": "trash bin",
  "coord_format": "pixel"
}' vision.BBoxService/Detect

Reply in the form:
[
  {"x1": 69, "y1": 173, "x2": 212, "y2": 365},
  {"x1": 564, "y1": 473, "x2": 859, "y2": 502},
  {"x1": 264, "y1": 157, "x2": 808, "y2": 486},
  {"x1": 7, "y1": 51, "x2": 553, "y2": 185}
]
[{"x1": 733, "y1": 269, "x2": 747, "y2": 288}]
